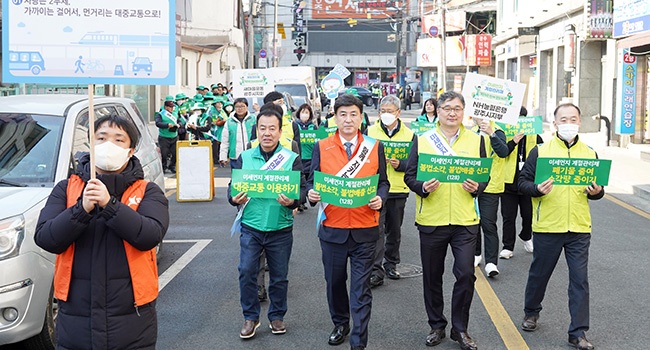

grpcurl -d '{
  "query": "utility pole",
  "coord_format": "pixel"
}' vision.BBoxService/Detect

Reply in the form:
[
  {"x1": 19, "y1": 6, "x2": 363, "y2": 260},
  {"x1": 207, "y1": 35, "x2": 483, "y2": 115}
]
[
  {"x1": 438, "y1": 0, "x2": 447, "y2": 92},
  {"x1": 247, "y1": 3, "x2": 255, "y2": 69},
  {"x1": 400, "y1": 2, "x2": 408, "y2": 87},
  {"x1": 272, "y1": 0, "x2": 279, "y2": 67}
]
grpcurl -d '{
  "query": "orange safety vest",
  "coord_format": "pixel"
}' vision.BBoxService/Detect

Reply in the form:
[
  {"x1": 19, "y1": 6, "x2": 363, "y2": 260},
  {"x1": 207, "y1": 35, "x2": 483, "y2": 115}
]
[
  {"x1": 319, "y1": 132, "x2": 381, "y2": 229},
  {"x1": 54, "y1": 175, "x2": 158, "y2": 306}
]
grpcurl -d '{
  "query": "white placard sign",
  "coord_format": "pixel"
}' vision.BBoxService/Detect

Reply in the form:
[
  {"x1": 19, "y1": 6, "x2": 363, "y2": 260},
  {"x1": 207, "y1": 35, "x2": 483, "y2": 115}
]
[
  {"x1": 2, "y1": 0, "x2": 175, "y2": 85},
  {"x1": 461, "y1": 73, "x2": 526, "y2": 125}
]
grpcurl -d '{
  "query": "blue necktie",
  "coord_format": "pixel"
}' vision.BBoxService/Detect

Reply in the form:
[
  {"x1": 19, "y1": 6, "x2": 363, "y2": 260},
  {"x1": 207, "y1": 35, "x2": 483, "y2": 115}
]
[{"x1": 344, "y1": 142, "x2": 353, "y2": 160}]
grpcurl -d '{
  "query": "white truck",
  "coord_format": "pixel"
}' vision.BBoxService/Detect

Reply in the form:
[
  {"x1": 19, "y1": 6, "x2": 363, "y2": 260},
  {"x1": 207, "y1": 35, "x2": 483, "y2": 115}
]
[{"x1": 230, "y1": 67, "x2": 321, "y2": 118}]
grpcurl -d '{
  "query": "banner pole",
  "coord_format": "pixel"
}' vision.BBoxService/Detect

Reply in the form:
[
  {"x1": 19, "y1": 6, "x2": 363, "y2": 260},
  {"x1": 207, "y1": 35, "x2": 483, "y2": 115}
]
[{"x1": 88, "y1": 84, "x2": 96, "y2": 179}]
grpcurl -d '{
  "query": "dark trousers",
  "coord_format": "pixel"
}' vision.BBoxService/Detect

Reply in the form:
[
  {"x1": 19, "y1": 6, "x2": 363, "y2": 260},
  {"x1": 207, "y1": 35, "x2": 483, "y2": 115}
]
[
  {"x1": 372, "y1": 197, "x2": 407, "y2": 278},
  {"x1": 524, "y1": 233, "x2": 590, "y2": 338},
  {"x1": 500, "y1": 191, "x2": 533, "y2": 250},
  {"x1": 420, "y1": 225, "x2": 477, "y2": 332},
  {"x1": 211, "y1": 140, "x2": 221, "y2": 166},
  {"x1": 320, "y1": 237, "x2": 375, "y2": 347},
  {"x1": 475, "y1": 193, "x2": 500, "y2": 264},
  {"x1": 158, "y1": 136, "x2": 177, "y2": 171}
]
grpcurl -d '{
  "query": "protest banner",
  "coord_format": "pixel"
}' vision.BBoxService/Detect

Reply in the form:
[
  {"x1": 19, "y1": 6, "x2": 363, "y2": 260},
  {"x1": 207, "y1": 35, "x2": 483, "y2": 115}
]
[
  {"x1": 535, "y1": 158, "x2": 611, "y2": 186},
  {"x1": 417, "y1": 154, "x2": 493, "y2": 183},
  {"x1": 313, "y1": 171, "x2": 378, "y2": 208},
  {"x1": 496, "y1": 116, "x2": 544, "y2": 137},
  {"x1": 231, "y1": 169, "x2": 301, "y2": 199}
]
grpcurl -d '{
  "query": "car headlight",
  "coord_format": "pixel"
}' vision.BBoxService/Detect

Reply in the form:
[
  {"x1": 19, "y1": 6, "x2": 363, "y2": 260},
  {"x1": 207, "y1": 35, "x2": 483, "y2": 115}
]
[{"x1": 0, "y1": 215, "x2": 25, "y2": 260}]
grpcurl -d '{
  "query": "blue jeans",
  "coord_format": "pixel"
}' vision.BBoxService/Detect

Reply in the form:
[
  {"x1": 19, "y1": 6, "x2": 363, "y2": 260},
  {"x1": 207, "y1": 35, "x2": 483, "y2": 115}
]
[
  {"x1": 239, "y1": 226, "x2": 293, "y2": 321},
  {"x1": 524, "y1": 233, "x2": 590, "y2": 338}
]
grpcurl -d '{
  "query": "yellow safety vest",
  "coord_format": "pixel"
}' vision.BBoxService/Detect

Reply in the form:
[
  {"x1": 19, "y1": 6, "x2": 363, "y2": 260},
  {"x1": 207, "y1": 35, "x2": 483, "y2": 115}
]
[
  {"x1": 367, "y1": 121, "x2": 414, "y2": 194},
  {"x1": 503, "y1": 134, "x2": 540, "y2": 184}
]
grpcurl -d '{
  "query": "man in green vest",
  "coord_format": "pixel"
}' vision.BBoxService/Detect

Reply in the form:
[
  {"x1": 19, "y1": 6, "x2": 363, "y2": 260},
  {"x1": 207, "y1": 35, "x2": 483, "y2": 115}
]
[
  {"x1": 228, "y1": 104, "x2": 306, "y2": 339},
  {"x1": 367, "y1": 95, "x2": 416, "y2": 288},
  {"x1": 372, "y1": 84, "x2": 382, "y2": 110},
  {"x1": 500, "y1": 106, "x2": 543, "y2": 258},
  {"x1": 175, "y1": 93, "x2": 190, "y2": 141},
  {"x1": 155, "y1": 100, "x2": 180, "y2": 173},
  {"x1": 404, "y1": 91, "x2": 486, "y2": 350},
  {"x1": 518, "y1": 103, "x2": 603, "y2": 350}
]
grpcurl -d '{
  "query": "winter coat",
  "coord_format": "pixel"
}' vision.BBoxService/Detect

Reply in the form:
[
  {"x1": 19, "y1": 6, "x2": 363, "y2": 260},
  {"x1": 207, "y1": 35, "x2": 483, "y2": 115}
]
[{"x1": 35, "y1": 154, "x2": 169, "y2": 350}]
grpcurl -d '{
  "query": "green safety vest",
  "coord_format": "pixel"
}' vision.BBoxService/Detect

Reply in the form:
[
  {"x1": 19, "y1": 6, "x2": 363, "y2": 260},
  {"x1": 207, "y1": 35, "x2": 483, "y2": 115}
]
[
  {"x1": 415, "y1": 125, "x2": 483, "y2": 227},
  {"x1": 157, "y1": 110, "x2": 178, "y2": 139},
  {"x1": 298, "y1": 123, "x2": 317, "y2": 160},
  {"x1": 227, "y1": 114, "x2": 256, "y2": 159},
  {"x1": 240, "y1": 145, "x2": 298, "y2": 232},
  {"x1": 531, "y1": 137, "x2": 597, "y2": 233},
  {"x1": 367, "y1": 121, "x2": 413, "y2": 194}
]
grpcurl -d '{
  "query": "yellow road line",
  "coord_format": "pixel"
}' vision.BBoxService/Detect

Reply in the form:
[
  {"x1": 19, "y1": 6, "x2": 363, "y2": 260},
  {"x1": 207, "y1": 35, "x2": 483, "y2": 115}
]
[
  {"x1": 605, "y1": 194, "x2": 650, "y2": 220},
  {"x1": 165, "y1": 189, "x2": 176, "y2": 198},
  {"x1": 474, "y1": 268, "x2": 529, "y2": 350}
]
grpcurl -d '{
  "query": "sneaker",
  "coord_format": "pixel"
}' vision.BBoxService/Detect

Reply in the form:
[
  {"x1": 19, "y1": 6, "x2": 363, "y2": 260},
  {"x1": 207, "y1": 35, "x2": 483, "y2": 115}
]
[
  {"x1": 522, "y1": 239, "x2": 534, "y2": 253},
  {"x1": 499, "y1": 249, "x2": 514, "y2": 259},
  {"x1": 474, "y1": 255, "x2": 482, "y2": 267},
  {"x1": 485, "y1": 263, "x2": 499, "y2": 277}
]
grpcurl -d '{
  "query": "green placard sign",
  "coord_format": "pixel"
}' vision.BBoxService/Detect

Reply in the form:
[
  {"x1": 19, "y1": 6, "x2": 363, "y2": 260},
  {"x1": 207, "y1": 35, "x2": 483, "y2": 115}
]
[
  {"x1": 231, "y1": 169, "x2": 301, "y2": 199},
  {"x1": 410, "y1": 121, "x2": 436, "y2": 135},
  {"x1": 315, "y1": 126, "x2": 338, "y2": 139},
  {"x1": 300, "y1": 129, "x2": 319, "y2": 145},
  {"x1": 416, "y1": 154, "x2": 493, "y2": 183},
  {"x1": 313, "y1": 171, "x2": 379, "y2": 208},
  {"x1": 496, "y1": 116, "x2": 543, "y2": 137},
  {"x1": 383, "y1": 141, "x2": 412, "y2": 160},
  {"x1": 534, "y1": 157, "x2": 611, "y2": 186}
]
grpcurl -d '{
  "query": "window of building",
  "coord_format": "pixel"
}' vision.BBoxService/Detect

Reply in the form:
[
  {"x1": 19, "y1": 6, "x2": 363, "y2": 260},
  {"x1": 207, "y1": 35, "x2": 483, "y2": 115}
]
[
  {"x1": 181, "y1": 57, "x2": 189, "y2": 86},
  {"x1": 207, "y1": 60, "x2": 213, "y2": 77}
]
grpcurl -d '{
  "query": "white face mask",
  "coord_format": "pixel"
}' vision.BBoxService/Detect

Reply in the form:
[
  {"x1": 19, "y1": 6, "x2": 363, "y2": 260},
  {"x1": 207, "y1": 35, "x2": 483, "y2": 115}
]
[
  {"x1": 380, "y1": 113, "x2": 397, "y2": 127},
  {"x1": 193, "y1": 110, "x2": 202, "y2": 116},
  {"x1": 300, "y1": 112, "x2": 310, "y2": 122},
  {"x1": 557, "y1": 123, "x2": 579, "y2": 141},
  {"x1": 95, "y1": 141, "x2": 131, "y2": 172}
]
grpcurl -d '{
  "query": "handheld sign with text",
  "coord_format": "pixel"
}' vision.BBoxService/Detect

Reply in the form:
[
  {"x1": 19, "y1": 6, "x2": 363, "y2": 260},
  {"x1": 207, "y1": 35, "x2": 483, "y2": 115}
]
[
  {"x1": 462, "y1": 73, "x2": 526, "y2": 125},
  {"x1": 534, "y1": 158, "x2": 611, "y2": 186},
  {"x1": 313, "y1": 171, "x2": 378, "y2": 208},
  {"x1": 299, "y1": 129, "x2": 319, "y2": 146},
  {"x1": 417, "y1": 154, "x2": 493, "y2": 183},
  {"x1": 496, "y1": 116, "x2": 544, "y2": 137},
  {"x1": 315, "y1": 126, "x2": 338, "y2": 139},
  {"x1": 382, "y1": 141, "x2": 412, "y2": 160},
  {"x1": 410, "y1": 121, "x2": 436, "y2": 135},
  {"x1": 231, "y1": 169, "x2": 301, "y2": 199}
]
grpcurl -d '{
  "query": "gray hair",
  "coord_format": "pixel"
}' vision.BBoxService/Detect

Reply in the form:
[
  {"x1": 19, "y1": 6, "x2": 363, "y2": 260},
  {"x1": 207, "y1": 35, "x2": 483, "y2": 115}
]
[
  {"x1": 380, "y1": 95, "x2": 401, "y2": 110},
  {"x1": 437, "y1": 91, "x2": 465, "y2": 107}
]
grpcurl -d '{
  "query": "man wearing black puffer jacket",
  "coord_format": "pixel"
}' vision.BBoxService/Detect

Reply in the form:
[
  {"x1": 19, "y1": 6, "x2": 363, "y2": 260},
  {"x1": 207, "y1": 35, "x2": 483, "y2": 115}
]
[{"x1": 35, "y1": 114, "x2": 169, "y2": 350}]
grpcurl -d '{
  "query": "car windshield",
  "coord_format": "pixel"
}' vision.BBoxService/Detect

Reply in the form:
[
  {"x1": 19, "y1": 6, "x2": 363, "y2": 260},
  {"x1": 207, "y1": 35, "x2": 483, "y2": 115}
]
[
  {"x1": 134, "y1": 58, "x2": 149, "y2": 64},
  {"x1": 0, "y1": 114, "x2": 64, "y2": 187},
  {"x1": 275, "y1": 84, "x2": 307, "y2": 97}
]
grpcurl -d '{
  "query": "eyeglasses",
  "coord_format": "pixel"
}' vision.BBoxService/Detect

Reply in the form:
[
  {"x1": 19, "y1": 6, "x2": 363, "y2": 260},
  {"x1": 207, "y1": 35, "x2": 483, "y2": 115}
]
[{"x1": 439, "y1": 106, "x2": 464, "y2": 114}]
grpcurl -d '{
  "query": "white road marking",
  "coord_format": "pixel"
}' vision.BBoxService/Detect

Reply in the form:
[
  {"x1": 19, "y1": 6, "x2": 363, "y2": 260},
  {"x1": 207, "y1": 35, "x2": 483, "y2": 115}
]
[{"x1": 158, "y1": 239, "x2": 212, "y2": 291}]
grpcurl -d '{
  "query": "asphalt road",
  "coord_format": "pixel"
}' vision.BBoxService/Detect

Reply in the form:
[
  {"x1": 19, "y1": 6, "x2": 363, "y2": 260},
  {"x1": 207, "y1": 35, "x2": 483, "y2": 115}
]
[{"x1": 152, "y1": 167, "x2": 650, "y2": 350}]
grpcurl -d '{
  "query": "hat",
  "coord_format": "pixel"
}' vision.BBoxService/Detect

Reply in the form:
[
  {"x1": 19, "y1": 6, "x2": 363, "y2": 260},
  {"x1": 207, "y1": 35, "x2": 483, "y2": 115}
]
[
  {"x1": 175, "y1": 92, "x2": 187, "y2": 100},
  {"x1": 196, "y1": 85, "x2": 207, "y2": 91},
  {"x1": 203, "y1": 91, "x2": 216, "y2": 102},
  {"x1": 193, "y1": 93, "x2": 204, "y2": 103},
  {"x1": 214, "y1": 95, "x2": 228, "y2": 104},
  {"x1": 211, "y1": 83, "x2": 225, "y2": 90},
  {"x1": 190, "y1": 102, "x2": 205, "y2": 111},
  {"x1": 164, "y1": 95, "x2": 174, "y2": 102},
  {"x1": 345, "y1": 88, "x2": 361, "y2": 98}
]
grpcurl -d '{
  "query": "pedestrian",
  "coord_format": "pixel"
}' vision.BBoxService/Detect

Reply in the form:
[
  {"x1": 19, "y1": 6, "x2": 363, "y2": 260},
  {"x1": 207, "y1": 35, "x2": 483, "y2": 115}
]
[
  {"x1": 220, "y1": 98, "x2": 256, "y2": 166},
  {"x1": 367, "y1": 95, "x2": 416, "y2": 288},
  {"x1": 403, "y1": 91, "x2": 487, "y2": 350},
  {"x1": 34, "y1": 114, "x2": 169, "y2": 350},
  {"x1": 196, "y1": 85, "x2": 208, "y2": 96},
  {"x1": 294, "y1": 103, "x2": 319, "y2": 212},
  {"x1": 499, "y1": 106, "x2": 542, "y2": 258},
  {"x1": 405, "y1": 85, "x2": 413, "y2": 110},
  {"x1": 229, "y1": 104, "x2": 306, "y2": 339},
  {"x1": 518, "y1": 103, "x2": 603, "y2": 350},
  {"x1": 307, "y1": 93, "x2": 390, "y2": 350},
  {"x1": 155, "y1": 99, "x2": 181, "y2": 174},
  {"x1": 207, "y1": 96, "x2": 230, "y2": 167},
  {"x1": 372, "y1": 84, "x2": 382, "y2": 110},
  {"x1": 249, "y1": 91, "x2": 301, "y2": 152},
  {"x1": 175, "y1": 93, "x2": 190, "y2": 141},
  {"x1": 469, "y1": 117, "x2": 509, "y2": 276},
  {"x1": 185, "y1": 101, "x2": 212, "y2": 141},
  {"x1": 417, "y1": 97, "x2": 438, "y2": 123}
]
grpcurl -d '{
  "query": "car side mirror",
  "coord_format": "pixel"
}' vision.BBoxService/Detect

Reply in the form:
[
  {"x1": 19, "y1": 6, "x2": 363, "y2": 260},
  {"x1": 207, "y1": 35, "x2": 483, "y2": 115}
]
[{"x1": 310, "y1": 92, "x2": 314, "y2": 99}]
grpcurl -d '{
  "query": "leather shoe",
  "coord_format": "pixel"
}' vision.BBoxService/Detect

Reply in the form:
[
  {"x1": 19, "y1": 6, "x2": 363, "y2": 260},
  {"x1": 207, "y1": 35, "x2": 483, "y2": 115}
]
[
  {"x1": 369, "y1": 275, "x2": 384, "y2": 288},
  {"x1": 328, "y1": 324, "x2": 350, "y2": 345},
  {"x1": 239, "y1": 319, "x2": 260, "y2": 339},
  {"x1": 568, "y1": 336, "x2": 594, "y2": 350},
  {"x1": 521, "y1": 315, "x2": 539, "y2": 332},
  {"x1": 385, "y1": 266, "x2": 401, "y2": 280},
  {"x1": 425, "y1": 328, "x2": 445, "y2": 346},
  {"x1": 269, "y1": 319, "x2": 286, "y2": 334},
  {"x1": 450, "y1": 330, "x2": 477, "y2": 350}
]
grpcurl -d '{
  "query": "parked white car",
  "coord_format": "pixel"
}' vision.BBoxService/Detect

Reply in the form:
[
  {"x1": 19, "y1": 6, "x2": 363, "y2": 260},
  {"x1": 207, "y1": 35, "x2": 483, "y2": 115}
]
[{"x1": 0, "y1": 95, "x2": 164, "y2": 349}]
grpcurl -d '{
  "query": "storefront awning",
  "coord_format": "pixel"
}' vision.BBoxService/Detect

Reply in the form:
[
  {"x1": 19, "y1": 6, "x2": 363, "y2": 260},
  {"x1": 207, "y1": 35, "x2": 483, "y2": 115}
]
[{"x1": 617, "y1": 31, "x2": 650, "y2": 55}]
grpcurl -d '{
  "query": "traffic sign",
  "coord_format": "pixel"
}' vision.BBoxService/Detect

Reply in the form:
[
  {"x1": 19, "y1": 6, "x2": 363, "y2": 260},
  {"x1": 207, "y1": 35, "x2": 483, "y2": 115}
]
[
  {"x1": 429, "y1": 26, "x2": 438, "y2": 36},
  {"x1": 259, "y1": 49, "x2": 267, "y2": 59}
]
